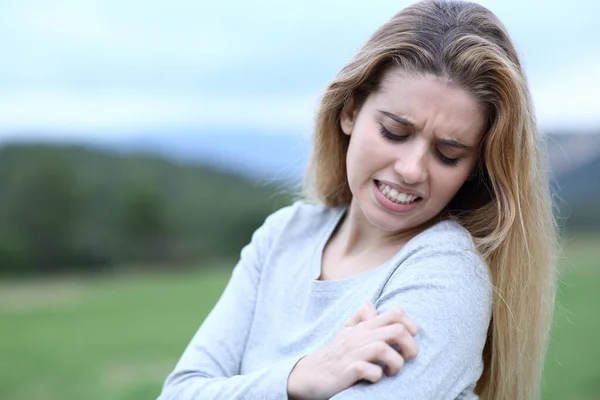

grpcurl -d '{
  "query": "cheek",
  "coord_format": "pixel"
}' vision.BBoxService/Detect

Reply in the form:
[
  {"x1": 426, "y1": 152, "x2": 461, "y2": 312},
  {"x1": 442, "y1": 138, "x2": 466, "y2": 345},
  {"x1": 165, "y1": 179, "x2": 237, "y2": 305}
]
[
  {"x1": 430, "y1": 165, "x2": 473, "y2": 200},
  {"x1": 347, "y1": 125, "x2": 382, "y2": 172}
]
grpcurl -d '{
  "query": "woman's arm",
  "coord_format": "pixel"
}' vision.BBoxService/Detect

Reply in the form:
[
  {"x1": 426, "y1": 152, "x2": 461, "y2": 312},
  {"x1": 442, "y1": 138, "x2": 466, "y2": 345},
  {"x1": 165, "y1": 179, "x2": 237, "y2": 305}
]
[
  {"x1": 287, "y1": 303, "x2": 420, "y2": 400},
  {"x1": 330, "y1": 238, "x2": 493, "y2": 400},
  {"x1": 157, "y1": 205, "x2": 302, "y2": 400}
]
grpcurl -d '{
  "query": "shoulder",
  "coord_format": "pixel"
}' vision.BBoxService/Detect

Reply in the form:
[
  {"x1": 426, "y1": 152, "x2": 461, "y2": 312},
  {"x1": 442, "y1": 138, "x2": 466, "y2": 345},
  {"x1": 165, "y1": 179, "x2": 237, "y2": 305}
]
[
  {"x1": 402, "y1": 219, "x2": 490, "y2": 279},
  {"x1": 281, "y1": 199, "x2": 344, "y2": 221},
  {"x1": 243, "y1": 200, "x2": 344, "y2": 270},
  {"x1": 406, "y1": 218, "x2": 479, "y2": 253},
  {"x1": 248, "y1": 200, "x2": 344, "y2": 255},
  {"x1": 261, "y1": 200, "x2": 345, "y2": 238},
  {"x1": 388, "y1": 219, "x2": 493, "y2": 312}
]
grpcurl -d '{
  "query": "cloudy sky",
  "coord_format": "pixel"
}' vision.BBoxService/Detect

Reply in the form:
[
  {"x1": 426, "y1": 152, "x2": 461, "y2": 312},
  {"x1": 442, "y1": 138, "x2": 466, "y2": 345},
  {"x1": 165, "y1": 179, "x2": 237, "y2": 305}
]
[{"x1": 0, "y1": 0, "x2": 598, "y2": 140}]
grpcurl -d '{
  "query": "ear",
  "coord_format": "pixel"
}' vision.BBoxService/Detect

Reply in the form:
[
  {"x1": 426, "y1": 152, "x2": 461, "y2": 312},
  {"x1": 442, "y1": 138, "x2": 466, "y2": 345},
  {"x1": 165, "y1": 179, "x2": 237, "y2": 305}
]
[{"x1": 340, "y1": 97, "x2": 357, "y2": 136}]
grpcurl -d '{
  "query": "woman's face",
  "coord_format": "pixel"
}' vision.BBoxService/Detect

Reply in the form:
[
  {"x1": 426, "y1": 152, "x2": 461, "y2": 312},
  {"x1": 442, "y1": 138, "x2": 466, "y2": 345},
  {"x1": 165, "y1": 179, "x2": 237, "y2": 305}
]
[{"x1": 341, "y1": 70, "x2": 486, "y2": 233}]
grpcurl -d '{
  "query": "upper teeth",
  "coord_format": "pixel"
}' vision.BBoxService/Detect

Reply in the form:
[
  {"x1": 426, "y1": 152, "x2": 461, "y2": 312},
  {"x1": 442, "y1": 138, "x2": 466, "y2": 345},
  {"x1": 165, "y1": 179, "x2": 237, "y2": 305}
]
[{"x1": 378, "y1": 183, "x2": 419, "y2": 204}]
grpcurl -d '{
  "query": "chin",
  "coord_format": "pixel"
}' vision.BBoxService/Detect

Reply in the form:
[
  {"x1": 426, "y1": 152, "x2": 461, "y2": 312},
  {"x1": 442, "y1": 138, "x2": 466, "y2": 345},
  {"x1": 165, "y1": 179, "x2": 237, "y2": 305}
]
[{"x1": 362, "y1": 201, "x2": 415, "y2": 232}]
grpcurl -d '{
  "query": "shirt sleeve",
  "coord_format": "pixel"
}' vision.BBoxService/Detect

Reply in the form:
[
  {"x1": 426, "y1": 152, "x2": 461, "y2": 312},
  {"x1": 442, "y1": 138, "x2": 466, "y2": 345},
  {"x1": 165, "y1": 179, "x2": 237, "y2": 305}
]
[
  {"x1": 157, "y1": 204, "x2": 303, "y2": 400},
  {"x1": 331, "y1": 238, "x2": 493, "y2": 400}
]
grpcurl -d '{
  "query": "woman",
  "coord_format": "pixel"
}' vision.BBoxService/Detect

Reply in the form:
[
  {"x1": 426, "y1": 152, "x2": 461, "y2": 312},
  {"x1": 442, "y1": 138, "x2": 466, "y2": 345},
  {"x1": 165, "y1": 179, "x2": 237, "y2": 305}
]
[{"x1": 158, "y1": 1, "x2": 558, "y2": 399}]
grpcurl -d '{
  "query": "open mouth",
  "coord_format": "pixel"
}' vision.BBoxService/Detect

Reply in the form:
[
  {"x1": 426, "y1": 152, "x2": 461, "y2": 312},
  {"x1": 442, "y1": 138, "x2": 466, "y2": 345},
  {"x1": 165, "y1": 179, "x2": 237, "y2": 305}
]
[{"x1": 375, "y1": 180, "x2": 423, "y2": 205}]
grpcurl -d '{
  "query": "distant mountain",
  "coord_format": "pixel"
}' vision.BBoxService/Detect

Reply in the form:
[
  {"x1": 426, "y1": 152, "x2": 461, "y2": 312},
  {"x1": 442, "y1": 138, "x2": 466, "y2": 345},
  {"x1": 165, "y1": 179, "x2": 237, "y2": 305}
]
[
  {"x1": 553, "y1": 152, "x2": 600, "y2": 199},
  {"x1": 0, "y1": 143, "x2": 296, "y2": 274},
  {"x1": 1, "y1": 130, "x2": 312, "y2": 184},
  {"x1": 92, "y1": 130, "x2": 312, "y2": 184},
  {"x1": 545, "y1": 131, "x2": 600, "y2": 178},
  {"x1": 541, "y1": 131, "x2": 600, "y2": 230},
  {"x1": 551, "y1": 150, "x2": 600, "y2": 230}
]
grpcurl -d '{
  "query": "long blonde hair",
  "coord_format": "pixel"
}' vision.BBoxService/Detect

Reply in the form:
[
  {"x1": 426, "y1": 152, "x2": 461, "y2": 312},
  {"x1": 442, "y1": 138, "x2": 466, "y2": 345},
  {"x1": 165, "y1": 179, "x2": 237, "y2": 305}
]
[{"x1": 303, "y1": 1, "x2": 558, "y2": 399}]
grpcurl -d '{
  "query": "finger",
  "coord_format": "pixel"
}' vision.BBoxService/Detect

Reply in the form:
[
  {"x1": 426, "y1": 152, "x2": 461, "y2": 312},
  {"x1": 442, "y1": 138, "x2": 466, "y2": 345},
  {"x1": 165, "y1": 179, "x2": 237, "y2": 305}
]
[
  {"x1": 345, "y1": 302, "x2": 378, "y2": 327},
  {"x1": 361, "y1": 307, "x2": 418, "y2": 336},
  {"x1": 354, "y1": 341, "x2": 405, "y2": 376},
  {"x1": 359, "y1": 302, "x2": 378, "y2": 322},
  {"x1": 344, "y1": 360, "x2": 384, "y2": 385},
  {"x1": 369, "y1": 323, "x2": 419, "y2": 360}
]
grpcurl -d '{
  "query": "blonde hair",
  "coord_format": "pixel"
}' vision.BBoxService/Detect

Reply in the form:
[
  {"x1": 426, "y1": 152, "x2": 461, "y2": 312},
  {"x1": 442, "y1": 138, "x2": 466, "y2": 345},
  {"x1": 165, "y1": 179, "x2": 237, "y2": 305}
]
[{"x1": 303, "y1": 1, "x2": 558, "y2": 399}]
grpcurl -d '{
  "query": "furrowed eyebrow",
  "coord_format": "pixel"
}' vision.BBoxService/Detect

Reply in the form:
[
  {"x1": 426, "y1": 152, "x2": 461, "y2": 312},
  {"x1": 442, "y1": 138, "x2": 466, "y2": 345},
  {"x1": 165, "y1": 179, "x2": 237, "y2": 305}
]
[
  {"x1": 379, "y1": 110, "x2": 474, "y2": 150},
  {"x1": 438, "y1": 139, "x2": 472, "y2": 150},
  {"x1": 378, "y1": 110, "x2": 416, "y2": 130}
]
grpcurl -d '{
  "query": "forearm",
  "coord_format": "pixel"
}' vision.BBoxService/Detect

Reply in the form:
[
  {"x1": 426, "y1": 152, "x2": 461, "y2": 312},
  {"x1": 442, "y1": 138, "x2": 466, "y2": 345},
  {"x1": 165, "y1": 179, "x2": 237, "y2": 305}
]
[{"x1": 157, "y1": 357, "x2": 301, "y2": 400}]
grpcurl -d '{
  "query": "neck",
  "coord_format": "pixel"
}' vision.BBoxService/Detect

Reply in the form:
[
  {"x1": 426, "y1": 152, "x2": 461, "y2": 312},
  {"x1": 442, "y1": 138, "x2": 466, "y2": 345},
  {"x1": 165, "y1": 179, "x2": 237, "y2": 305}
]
[{"x1": 335, "y1": 199, "x2": 425, "y2": 257}]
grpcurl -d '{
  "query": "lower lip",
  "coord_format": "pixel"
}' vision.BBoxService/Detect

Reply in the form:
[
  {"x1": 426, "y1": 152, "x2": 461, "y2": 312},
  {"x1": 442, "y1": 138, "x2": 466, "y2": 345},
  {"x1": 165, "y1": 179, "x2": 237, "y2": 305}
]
[{"x1": 373, "y1": 181, "x2": 420, "y2": 213}]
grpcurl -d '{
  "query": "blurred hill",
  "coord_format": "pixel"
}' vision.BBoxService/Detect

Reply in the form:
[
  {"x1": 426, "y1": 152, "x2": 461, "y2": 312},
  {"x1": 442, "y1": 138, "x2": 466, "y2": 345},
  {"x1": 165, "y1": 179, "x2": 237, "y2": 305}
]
[
  {"x1": 546, "y1": 131, "x2": 600, "y2": 230},
  {"x1": 546, "y1": 131, "x2": 600, "y2": 178},
  {"x1": 0, "y1": 143, "x2": 294, "y2": 276},
  {"x1": 23, "y1": 130, "x2": 313, "y2": 183}
]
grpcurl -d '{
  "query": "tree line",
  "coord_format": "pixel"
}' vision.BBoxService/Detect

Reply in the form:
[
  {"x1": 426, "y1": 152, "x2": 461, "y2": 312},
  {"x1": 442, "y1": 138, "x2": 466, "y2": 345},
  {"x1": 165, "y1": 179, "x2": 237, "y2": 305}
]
[{"x1": 0, "y1": 143, "x2": 293, "y2": 276}]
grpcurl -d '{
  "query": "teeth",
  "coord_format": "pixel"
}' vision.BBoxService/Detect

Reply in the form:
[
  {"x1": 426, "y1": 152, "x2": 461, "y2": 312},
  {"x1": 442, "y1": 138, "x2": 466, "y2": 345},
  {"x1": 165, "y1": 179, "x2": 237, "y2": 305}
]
[{"x1": 377, "y1": 183, "x2": 420, "y2": 204}]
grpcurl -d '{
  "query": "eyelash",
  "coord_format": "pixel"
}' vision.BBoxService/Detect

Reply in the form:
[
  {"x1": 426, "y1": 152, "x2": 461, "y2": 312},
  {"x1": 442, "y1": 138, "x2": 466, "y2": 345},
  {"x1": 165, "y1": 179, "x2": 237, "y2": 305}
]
[
  {"x1": 378, "y1": 124, "x2": 460, "y2": 167},
  {"x1": 379, "y1": 124, "x2": 408, "y2": 142},
  {"x1": 434, "y1": 149, "x2": 460, "y2": 166}
]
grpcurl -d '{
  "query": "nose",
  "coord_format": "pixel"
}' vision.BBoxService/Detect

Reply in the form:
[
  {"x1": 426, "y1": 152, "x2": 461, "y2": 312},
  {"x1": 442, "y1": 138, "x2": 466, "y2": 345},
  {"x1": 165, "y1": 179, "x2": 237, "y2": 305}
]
[{"x1": 394, "y1": 145, "x2": 428, "y2": 185}]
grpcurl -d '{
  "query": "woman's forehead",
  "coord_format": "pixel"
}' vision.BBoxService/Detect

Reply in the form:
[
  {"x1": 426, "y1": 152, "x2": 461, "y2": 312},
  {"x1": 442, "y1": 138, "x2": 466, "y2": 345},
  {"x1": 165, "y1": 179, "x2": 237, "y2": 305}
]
[{"x1": 370, "y1": 72, "x2": 486, "y2": 144}]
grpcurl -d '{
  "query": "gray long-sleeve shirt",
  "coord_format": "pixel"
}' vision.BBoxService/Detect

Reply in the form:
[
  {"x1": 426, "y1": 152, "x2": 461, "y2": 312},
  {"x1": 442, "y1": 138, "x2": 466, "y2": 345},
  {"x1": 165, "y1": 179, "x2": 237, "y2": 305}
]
[{"x1": 158, "y1": 201, "x2": 493, "y2": 400}]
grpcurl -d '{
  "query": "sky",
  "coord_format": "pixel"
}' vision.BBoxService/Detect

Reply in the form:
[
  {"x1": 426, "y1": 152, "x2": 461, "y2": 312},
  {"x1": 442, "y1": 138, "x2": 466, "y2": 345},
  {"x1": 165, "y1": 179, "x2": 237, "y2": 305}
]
[{"x1": 0, "y1": 0, "x2": 598, "y2": 140}]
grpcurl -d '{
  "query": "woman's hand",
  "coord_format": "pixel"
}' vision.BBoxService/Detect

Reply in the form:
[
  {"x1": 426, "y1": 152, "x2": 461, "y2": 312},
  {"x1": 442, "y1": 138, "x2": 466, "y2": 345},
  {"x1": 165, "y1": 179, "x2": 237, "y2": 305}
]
[{"x1": 287, "y1": 303, "x2": 419, "y2": 400}]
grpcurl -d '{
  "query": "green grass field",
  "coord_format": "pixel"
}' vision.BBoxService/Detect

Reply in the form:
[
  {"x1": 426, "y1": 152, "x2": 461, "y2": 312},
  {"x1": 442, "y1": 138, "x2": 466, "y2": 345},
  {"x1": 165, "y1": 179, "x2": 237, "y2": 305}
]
[{"x1": 0, "y1": 237, "x2": 598, "y2": 400}]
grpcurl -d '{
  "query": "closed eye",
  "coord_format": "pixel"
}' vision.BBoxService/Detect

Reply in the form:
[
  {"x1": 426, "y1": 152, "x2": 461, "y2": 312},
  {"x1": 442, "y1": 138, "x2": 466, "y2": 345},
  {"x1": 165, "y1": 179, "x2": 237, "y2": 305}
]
[
  {"x1": 379, "y1": 124, "x2": 409, "y2": 142},
  {"x1": 435, "y1": 148, "x2": 460, "y2": 166},
  {"x1": 380, "y1": 123, "x2": 462, "y2": 166}
]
